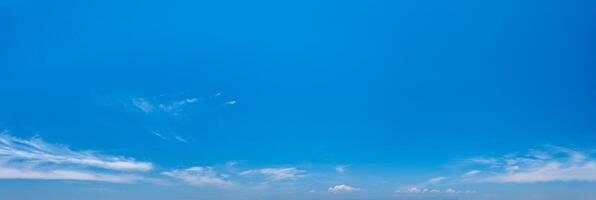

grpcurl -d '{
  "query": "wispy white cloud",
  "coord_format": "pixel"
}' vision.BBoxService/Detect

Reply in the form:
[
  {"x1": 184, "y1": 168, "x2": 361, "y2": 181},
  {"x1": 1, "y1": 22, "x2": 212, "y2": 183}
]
[
  {"x1": 394, "y1": 187, "x2": 472, "y2": 194},
  {"x1": 0, "y1": 167, "x2": 145, "y2": 183},
  {"x1": 131, "y1": 96, "x2": 200, "y2": 115},
  {"x1": 426, "y1": 176, "x2": 447, "y2": 184},
  {"x1": 0, "y1": 133, "x2": 152, "y2": 172},
  {"x1": 239, "y1": 167, "x2": 306, "y2": 181},
  {"x1": 335, "y1": 165, "x2": 349, "y2": 173},
  {"x1": 151, "y1": 131, "x2": 167, "y2": 140},
  {"x1": 393, "y1": 176, "x2": 468, "y2": 195},
  {"x1": 158, "y1": 98, "x2": 198, "y2": 113},
  {"x1": 224, "y1": 100, "x2": 237, "y2": 105},
  {"x1": 0, "y1": 132, "x2": 153, "y2": 183},
  {"x1": 328, "y1": 184, "x2": 360, "y2": 193},
  {"x1": 465, "y1": 146, "x2": 596, "y2": 183},
  {"x1": 173, "y1": 135, "x2": 189, "y2": 144},
  {"x1": 132, "y1": 98, "x2": 154, "y2": 113},
  {"x1": 463, "y1": 170, "x2": 481, "y2": 177},
  {"x1": 163, "y1": 166, "x2": 233, "y2": 187}
]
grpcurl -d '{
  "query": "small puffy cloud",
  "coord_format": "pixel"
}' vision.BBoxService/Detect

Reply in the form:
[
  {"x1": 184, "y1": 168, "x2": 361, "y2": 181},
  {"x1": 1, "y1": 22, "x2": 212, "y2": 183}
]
[
  {"x1": 407, "y1": 187, "x2": 421, "y2": 193},
  {"x1": 163, "y1": 167, "x2": 233, "y2": 187},
  {"x1": 224, "y1": 100, "x2": 237, "y2": 105},
  {"x1": 239, "y1": 167, "x2": 306, "y2": 181},
  {"x1": 328, "y1": 184, "x2": 360, "y2": 193}
]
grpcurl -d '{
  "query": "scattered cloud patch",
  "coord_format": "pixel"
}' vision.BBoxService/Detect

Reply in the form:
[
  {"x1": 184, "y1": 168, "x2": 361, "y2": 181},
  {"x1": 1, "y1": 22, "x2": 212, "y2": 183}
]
[
  {"x1": 465, "y1": 146, "x2": 596, "y2": 183},
  {"x1": 129, "y1": 94, "x2": 205, "y2": 115},
  {"x1": 0, "y1": 168, "x2": 146, "y2": 183},
  {"x1": 128, "y1": 93, "x2": 236, "y2": 116},
  {"x1": 239, "y1": 167, "x2": 306, "y2": 181},
  {"x1": 395, "y1": 187, "x2": 471, "y2": 194},
  {"x1": 163, "y1": 166, "x2": 233, "y2": 187},
  {"x1": 132, "y1": 98, "x2": 154, "y2": 113},
  {"x1": 328, "y1": 184, "x2": 360, "y2": 193},
  {"x1": 158, "y1": 98, "x2": 198, "y2": 113}
]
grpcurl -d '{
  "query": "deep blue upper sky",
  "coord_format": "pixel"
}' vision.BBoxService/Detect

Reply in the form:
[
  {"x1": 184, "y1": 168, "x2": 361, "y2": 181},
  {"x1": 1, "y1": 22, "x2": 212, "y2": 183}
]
[{"x1": 1, "y1": 0, "x2": 595, "y2": 199}]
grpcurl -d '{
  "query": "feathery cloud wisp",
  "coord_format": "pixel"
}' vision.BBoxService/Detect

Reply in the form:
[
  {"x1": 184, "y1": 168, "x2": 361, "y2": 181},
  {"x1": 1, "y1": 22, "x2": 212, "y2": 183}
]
[
  {"x1": 426, "y1": 176, "x2": 447, "y2": 184},
  {"x1": 466, "y1": 146, "x2": 596, "y2": 183},
  {"x1": 131, "y1": 95, "x2": 200, "y2": 115},
  {"x1": 0, "y1": 132, "x2": 153, "y2": 183},
  {"x1": 163, "y1": 167, "x2": 233, "y2": 187},
  {"x1": 394, "y1": 187, "x2": 471, "y2": 194},
  {"x1": 239, "y1": 167, "x2": 306, "y2": 181},
  {"x1": 173, "y1": 135, "x2": 189, "y2": 144},
  {"x1": 0, "y1": 168, "x2": 146, "y2": 183},
  {"x1": 0, "y1": 133, "x2": 152, "y2": 171}
]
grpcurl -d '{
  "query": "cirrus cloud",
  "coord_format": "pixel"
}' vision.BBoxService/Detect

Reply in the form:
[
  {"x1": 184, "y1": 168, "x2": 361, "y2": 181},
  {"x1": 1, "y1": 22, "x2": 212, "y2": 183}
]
[{"x1": 0, "y1": 131, "x2": 154, "y2": 183}]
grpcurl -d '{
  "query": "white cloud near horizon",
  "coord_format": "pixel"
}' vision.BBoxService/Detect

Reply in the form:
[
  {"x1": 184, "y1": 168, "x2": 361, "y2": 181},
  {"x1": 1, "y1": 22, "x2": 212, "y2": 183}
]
[
  {"x1": 466, "y1": 146, "x2": 596, "y2": 183},
  {"x1": 0, "y1": 167, "x2": 146, "y2": 183},
  {"x1": 0, "y1": 131, "x2": 154, "y2": 183},
  {"x1": 328, "y1": 184, "x2": 360, "y2": 193},
  {"x1": 394, "y1": 187, "x2": 472, "y2": 194},
  {"x1": 0, "y1": 133, "x2": 152, "y2": 171},
  {"x1": 239, "y1": 167, "x2": 306, "y2": 181},
  {"x1": 163, "y1": 166, "x2": 233, "y2": 187}
]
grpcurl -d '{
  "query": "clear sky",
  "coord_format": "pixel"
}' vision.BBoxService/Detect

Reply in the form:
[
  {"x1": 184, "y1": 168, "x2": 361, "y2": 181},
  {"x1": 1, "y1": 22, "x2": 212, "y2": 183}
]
[{"x1": 1, "y1": 0, "x2": 596, "y2": 199}]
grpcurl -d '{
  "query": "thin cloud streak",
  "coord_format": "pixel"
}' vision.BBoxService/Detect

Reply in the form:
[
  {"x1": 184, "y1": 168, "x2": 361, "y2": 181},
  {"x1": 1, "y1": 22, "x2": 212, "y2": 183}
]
[
  {"x1": 0, "y1": 131, "x2": 154, "y2": 183},
  {"x1": 0, "y1": 133, "x2": 152, "y2": 172},
  {"x1": 239, "y1": 167, "x2": 306, "y2": 181}
]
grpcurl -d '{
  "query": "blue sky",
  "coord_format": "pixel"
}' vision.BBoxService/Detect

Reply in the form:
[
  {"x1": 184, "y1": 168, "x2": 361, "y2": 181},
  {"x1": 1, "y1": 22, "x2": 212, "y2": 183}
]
[{"x1": 1, "y1": 0, "x2": 596, "y2": 199}]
